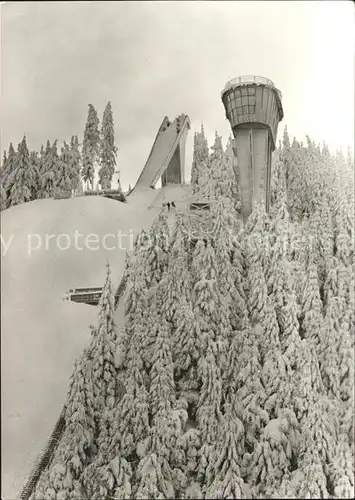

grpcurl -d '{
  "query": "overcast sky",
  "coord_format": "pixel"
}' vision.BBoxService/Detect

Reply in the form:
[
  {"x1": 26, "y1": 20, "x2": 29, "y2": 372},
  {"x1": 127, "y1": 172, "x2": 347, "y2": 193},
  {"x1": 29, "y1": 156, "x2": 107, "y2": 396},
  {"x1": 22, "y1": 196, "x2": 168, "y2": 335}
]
[{"x1": 1, "y1": 1, "x2": 354, "y2": 189}]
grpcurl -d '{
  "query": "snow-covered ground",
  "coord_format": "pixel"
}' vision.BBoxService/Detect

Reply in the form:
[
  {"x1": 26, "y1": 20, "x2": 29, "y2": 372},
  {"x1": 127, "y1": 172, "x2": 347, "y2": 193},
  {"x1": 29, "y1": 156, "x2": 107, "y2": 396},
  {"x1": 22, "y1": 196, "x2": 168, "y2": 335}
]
[{"x1": 1, "y1": 184, "x2": 191, "y2": 499}]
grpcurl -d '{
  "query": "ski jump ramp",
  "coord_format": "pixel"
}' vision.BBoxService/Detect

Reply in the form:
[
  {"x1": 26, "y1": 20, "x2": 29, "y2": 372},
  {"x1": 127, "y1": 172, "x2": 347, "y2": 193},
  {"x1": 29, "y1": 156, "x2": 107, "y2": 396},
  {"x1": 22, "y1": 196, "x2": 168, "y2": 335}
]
[
  {"x1": 134, "y1": 114, "x2": 191, "y2": 189},
  {"x1": 2, "y1": 114, "x2": 191, "y2": 499}
]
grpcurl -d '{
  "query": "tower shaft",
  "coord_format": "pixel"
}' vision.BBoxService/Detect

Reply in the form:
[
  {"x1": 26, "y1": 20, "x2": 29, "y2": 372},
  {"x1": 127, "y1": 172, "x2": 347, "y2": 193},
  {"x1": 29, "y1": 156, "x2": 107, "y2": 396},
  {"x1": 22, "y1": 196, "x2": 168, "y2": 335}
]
[
  {"x1": 221, "y1": 76, "x2": 283, "y2": 221},
  {"x1": 234, "y1": 126, "x2": 272, "y2": 220}
]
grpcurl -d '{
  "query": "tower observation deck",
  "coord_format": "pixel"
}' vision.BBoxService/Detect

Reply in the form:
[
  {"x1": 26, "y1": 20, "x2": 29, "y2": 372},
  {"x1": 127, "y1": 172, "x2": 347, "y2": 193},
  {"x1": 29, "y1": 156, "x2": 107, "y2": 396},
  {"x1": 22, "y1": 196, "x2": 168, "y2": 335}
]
[{"x1": 221, "y1": 75, "x2": 284, "y2": 221}]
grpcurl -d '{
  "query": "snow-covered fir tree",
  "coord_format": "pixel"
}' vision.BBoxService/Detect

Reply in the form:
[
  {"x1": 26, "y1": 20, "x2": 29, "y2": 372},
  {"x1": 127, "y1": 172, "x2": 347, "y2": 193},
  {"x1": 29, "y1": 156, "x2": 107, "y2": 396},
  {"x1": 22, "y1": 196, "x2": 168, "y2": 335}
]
[
  {"x1": 10, "y1": 136, "x2": 36, "y2": 206},
  {"x1": 32, "y1": 344, "x2": 96, "y2": 500},
  {"x1": 142, "y1": 208, "x2": 170, "y2": 285},
  {"x1": 91, "y1": 263, "x2": 118, "y2": 431},
  {"x1": 69, "y1": 135, "x2": 82, "y2": 195},
  {"x1": 99, "y1": 101, "x2": 117, "y2": 189},
  {"x1": 1, "y1": 149, "x2": 9, "y2": 209},
  {"x1": 29, "y1": 150, "x2": 41, "y2": 200},
  {"x1": 41, "y1": 140, "x2": 59, "y2": 198},
  {"x1": 82, "y1": 104, "x2": 100, "y2": 190},
  {"x1": 191, "y1": 124, "x2": 210, "y2": 194},
  {"x1": 2, "y1": 143, "x2": 18, "y2": 207},
  {"x1": 57, "y1": 141, "x2": 72, "y2": 193}
]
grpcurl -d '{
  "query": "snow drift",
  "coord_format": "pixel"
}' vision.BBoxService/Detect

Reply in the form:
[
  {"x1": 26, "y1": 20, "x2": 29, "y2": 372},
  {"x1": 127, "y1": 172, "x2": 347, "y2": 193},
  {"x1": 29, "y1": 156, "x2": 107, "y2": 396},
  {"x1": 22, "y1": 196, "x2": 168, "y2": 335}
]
[{"x1": 1, "y1": 184, "x2": 191, "y2": 499}]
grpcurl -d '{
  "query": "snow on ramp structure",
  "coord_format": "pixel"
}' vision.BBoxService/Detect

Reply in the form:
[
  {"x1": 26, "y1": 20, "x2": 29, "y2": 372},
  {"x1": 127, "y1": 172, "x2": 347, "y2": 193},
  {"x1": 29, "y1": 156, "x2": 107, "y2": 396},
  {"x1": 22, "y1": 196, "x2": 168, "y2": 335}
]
[
  {"x1": 1, "y1": 184, "x2": 191, "y2": 499},
  {"x1": 134, "y1": 114, "x2": 191, "y2": 190}
]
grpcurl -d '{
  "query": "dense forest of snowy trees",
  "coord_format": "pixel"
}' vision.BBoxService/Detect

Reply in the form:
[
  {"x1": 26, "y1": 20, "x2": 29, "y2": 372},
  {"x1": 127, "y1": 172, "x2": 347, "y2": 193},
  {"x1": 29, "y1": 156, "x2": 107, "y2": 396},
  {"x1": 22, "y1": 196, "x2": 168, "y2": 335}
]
[
  {"x1": 29, "y1": 127, "x2": 354, "y2": 499},
  {"x1": 0, "y1": 102, "x2": 119, "y2": 210}
]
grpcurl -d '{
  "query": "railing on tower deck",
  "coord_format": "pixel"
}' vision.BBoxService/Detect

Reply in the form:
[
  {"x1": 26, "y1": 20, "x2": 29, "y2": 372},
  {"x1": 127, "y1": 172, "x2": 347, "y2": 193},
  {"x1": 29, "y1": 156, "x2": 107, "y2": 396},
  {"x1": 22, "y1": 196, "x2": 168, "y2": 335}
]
[{"x1": 221, "y1": 75, "x2": 282, "y2": 100}]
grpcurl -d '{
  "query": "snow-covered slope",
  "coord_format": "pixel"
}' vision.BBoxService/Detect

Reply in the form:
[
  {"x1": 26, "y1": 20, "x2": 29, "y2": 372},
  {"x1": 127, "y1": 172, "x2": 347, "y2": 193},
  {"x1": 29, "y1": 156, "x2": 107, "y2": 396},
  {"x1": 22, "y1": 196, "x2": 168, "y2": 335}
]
[{"x1": 1, "y1": 184, "x2": 191, "y2": 499}]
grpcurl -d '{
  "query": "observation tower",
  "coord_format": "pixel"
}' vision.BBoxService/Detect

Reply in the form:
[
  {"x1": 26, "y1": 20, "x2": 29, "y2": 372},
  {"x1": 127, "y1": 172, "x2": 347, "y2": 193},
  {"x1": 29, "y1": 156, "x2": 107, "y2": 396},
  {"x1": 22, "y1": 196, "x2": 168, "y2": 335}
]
[{"x1": 221, "y1": 75, "x2": 284, "y2": 221}]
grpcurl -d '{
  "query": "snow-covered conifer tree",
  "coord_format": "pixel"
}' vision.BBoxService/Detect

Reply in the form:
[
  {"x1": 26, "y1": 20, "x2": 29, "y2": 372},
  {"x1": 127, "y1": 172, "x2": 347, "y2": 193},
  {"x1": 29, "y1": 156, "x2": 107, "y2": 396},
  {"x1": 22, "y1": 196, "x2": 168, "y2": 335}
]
[
  {"x1": 99, "y1": 101, "x2": 117, "y2": 189},
  {"x1": 134, "y1": 315, "x2": 179, "y2": 499},
  {"x1": 292, "y1": 340, "x2": 324, "y2": 420},
  {"x1": 69, "y1": 135, "x2": 82, "y2": 195},
  {"x1": 29, "y1": 150, "x2": 41, "y2": 200},
  {"x1": 0, "y1": 181, "x2": 6, "y2": 210},
  {"x1": 191, "y1": 124, "x2": 209, "y2": 195},
  {"x1": 198, "y1": 124, "x2": 209, "y2": 165},
  {"x1": 163, "y1": 219, "x2": 191, "y2": 328},
  {"x1": 213, "y1": 198, "x2": 245, "y2": 330},
  {"x1": 143, "y1": 209, "x2": 170, "y2": 285},
  {"x1": 0, "y1": 150, "x2": 8, "y2": 209},
  {"x1": 190, "y1": 132, "x2": 199, "y2": 187},
  {"x1": 149, "y1": 317, "x2": 175, "y2": 417},
  {"x1": 249, "y1": 410, "x2": 300, "y2": 498},
  {"x1": 225, "y1": 317, "x2": 267, "y2": 454},
  {"x1": 246, "y1": 238, "x2": 268, "y2": 326},
  {"x1": 173, "y1": 297, "x2": 200, "y2": 397},
  {"x1": 279, "y1": 293, "x2": 302, "y2": 360},
  {"x1": 41, "y1": 140, "x2": 59, "y2": 198},
  {"x1": 281, "y1": 126, "x2": 291, "y2": 185},
  {"x1": 82, "y1": 104, "x2": 100, "y2": 190},
  {"x1": 57, "y1": 141, "x2": 72, "y2": 193},
  {"x1": 262, "y1": 344, "x2": 293, "y2": 418},
  {"x1": 191, "y1": 238, "x2": 218, "y2": 282},
  {"x1": 329, "y1": 438, "x2": 355, "y2": 499},
  {"x1": 300, "y1": 396, "x2": 337, "y2": 466},
  {"x1": 319, "y1": 297, "x2": 354, "y2": 403},
  {"x1": 125, "y1": 249, "x2": 150, "y2": 341},
  {"x1": 141, "y1": 274, "x2": 168, "y2": 371},
  {"x1": 33, "y1": 346, "x2": 96, "y2": 499},
  {"x1": 189, "y1": 240, "x2": 228, "y2": 478},
  {"x1": 196, "y1": 345, "x2": 223, "y2": 482},
  {"x1": 10, "y1": 136, "x2": 34, "y2": 206},
  {"x1": 92, "y1": 266, "x2": 118, "y2": 413},
  {"x1": 245, "y1": 201, "x2": 272, "y2": 273},
  {"x1": 301, "y1": 261, "x2": 324, "y2": 345},
  {"x1": 2, "y1": 143, "x2": 17, "y2": 208},
  {"x1": 267, "y1": 198, "x2": 291, "y2": 315},
  {"x1": 209, "y1": 131, "x2": 223, "y2": 162},
  {"x1": 205, "y1": 404, "x2": 249, "y2": 499},
  {"x1": 191, "y1": 240, "x2": 230, "y2": 364},
  {"x1": 279, "y1": 448, "x2": 329, "y2": 499}
]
